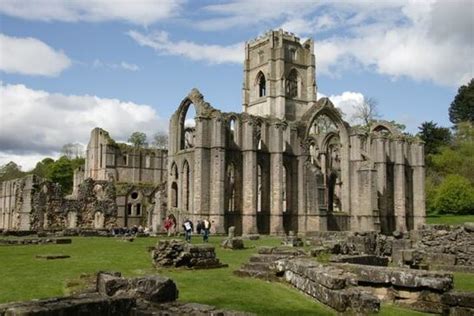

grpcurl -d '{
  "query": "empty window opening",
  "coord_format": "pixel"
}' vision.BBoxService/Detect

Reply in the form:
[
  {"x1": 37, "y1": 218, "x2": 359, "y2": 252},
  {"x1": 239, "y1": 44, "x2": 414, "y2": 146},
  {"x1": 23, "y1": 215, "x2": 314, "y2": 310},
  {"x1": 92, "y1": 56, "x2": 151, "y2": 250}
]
[
  {"x1": 257, "y1": 72, "x2": 266, "y2": 97},
  {"x1": 171, "y1": 182, "x2": 178, "y2": 208},
  {"x1": 286, "y1": 69, "x2": 298, "y2": 98},
  {"x1": 180, "y1": 103, "x2": 196, "y2": 150},
  {"x1": 229, "y1": 118, "x2": 236, "y2": 141}
]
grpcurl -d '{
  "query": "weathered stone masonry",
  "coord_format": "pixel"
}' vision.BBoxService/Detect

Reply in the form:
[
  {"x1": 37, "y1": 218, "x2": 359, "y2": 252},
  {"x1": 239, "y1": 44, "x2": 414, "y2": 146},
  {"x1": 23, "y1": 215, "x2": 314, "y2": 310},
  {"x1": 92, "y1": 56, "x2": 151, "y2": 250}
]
[
  {"x1": 0, "y1": 29, "x2": 425, "y2": 235},
  {"x1": 167, "y1": 30, "x2": 425, "y2": 236}
]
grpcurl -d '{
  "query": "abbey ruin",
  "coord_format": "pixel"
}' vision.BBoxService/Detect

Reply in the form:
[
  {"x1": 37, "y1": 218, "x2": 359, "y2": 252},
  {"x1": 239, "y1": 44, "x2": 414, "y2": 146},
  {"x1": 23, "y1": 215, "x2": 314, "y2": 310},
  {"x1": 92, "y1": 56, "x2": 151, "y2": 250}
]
[{"x1": 0, "y1": 30, "x2": 426, "y2": 235}]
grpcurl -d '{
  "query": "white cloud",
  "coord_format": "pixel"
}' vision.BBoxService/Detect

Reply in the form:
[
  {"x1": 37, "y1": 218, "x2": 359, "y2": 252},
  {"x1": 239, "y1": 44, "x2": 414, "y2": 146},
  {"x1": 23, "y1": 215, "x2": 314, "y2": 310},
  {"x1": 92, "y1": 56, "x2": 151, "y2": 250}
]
[
  {"x1": 300, "y1": 1, "x2": 473, "y2": 87},
  {"x1": 327, "y1": 91, "x2": 366, "y2": 124},
  {"x1": 0, "y1": 82, "x2": 167, "y2": 170},
  {"x1": 198, "y1": 0, "x2": 320, "y2": 31},
  {"x1": 0, "y1": 33, "x2": 71, "y2": 77},
  {"x1": 0, "y1": 0, "x2": 184, "y2": 25},
  {"x1": 195, "y1": 0, "x2": 472, "y2": 87},
  {"x1": 120, "y1": 62, "x2": 140, "y2": 72},
  {"x1": 127, "y1": 30, "x2": 243, "y2": 64},
  {"x1": 92, "y1": 59, "x2": 140, "y2": 71}
]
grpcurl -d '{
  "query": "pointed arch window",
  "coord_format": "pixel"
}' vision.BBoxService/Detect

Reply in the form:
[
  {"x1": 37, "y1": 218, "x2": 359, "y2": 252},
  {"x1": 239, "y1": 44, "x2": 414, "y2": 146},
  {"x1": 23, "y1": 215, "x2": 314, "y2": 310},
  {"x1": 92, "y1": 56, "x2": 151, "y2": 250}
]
[
  {"x1": 257, "y1": 72, "x2": 266, "y2": 97},
  {"x1": 286, "y1": 69, "x2": 298, "y2": 98}
]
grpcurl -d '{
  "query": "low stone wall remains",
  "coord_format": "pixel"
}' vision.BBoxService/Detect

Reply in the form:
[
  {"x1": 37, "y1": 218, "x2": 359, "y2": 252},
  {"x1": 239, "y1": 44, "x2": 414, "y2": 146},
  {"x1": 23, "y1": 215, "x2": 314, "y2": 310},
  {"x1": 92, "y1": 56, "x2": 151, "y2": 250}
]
[
  {"x1": 152, "y1": 239, "x2": 228, "y2": 269},
  {"x1": 0, "y1": 272, "x2": 252, "y2": 316}
]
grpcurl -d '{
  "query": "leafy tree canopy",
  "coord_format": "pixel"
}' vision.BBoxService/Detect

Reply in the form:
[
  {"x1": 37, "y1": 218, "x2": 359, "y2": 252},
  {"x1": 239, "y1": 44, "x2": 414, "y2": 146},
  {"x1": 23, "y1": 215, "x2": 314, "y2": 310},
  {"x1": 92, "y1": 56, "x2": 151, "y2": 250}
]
[
  {"x1": 128, "y1": 131, "x2": 147, "y2": 148},
  {"x1": 0, "y1": 161, "x2": 25, "y2": 182},
  {"x1": 152, "y1": 132, "x2": 168, "y2": 149},
  {"x1": 449, "y1": 78, "x2": 474, "y2": 124},
  {"x1": 417, "y1": 121, "x2": 452, "y2": 156}
]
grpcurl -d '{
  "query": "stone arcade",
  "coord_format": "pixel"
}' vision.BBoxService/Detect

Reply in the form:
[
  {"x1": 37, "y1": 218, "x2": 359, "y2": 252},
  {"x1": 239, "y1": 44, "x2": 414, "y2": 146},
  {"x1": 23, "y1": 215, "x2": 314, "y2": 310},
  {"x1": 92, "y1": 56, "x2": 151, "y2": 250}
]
[
  {"x1": 0, "y1": 30, "x2": 425, "y2": 234},
  {"x1": 167, "y1": 30, "x2": 425, "y2": 235}
]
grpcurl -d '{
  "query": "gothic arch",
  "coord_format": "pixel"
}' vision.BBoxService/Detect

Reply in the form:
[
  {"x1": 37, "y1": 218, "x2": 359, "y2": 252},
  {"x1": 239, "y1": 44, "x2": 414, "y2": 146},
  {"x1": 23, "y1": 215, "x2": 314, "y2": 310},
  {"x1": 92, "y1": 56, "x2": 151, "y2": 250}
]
[
  {"x1": 173, "y1": 89, "x2": 215, "y2": 151},
  {"x1": 286, "y1": 68, "x2": 299, "y2": 98},
  {"x1": 304, "y1": 98, "x2": 351, "y2": 215},
  {"x1": 255, "y1": 71, "x2": 266, "y2": 97},
  {"x1": 370, "y1": 121, "x2": 401, "y2": 136}
]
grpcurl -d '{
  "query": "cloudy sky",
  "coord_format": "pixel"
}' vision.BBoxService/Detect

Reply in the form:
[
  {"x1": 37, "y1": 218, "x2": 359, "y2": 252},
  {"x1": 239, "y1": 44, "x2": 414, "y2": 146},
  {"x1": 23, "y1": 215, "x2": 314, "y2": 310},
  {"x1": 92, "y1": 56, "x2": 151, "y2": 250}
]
[{"x1": 0, "y1": 0, "x2": 472, "y2": 170}]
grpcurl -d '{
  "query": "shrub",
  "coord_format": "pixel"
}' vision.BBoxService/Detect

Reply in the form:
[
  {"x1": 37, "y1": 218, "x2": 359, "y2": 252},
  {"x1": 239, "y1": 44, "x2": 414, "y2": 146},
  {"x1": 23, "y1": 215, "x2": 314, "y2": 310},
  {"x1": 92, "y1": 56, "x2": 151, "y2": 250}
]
[{"x1": 433, "y1": 175, "x2": 474, "y2": 215}]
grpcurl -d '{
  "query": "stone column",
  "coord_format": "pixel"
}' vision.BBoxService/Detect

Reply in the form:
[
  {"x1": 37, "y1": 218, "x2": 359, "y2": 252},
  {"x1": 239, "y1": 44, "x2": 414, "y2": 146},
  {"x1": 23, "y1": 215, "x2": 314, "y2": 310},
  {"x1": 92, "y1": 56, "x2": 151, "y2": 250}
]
[
  {"x1": 373, "y1": 137, "x2": 388, "y2": 233},
  {"x1": 357, "y1": 167, "x2": 378, "y2": 231},
  {"x1": 193, "y1": 117, "x2": 211, "y2": 220},
  {"x1": 411, "y1": 141, "x2": 426, "y2": 229},
  {"x1": 269, "y1": 122, "x2": 285, "y2": 235},
  {"x1": 241, "y1": 118, "x2": 258, "y2": 234},
  {"x1": 209, "y1": 116, "x2": 226, "y2": 234},
  {"x1": 349, "y1": 134, "x2": 363, "y2": 230},
  {"x1": 393, "y1": 139, "x2": 407, "y2": 232}
]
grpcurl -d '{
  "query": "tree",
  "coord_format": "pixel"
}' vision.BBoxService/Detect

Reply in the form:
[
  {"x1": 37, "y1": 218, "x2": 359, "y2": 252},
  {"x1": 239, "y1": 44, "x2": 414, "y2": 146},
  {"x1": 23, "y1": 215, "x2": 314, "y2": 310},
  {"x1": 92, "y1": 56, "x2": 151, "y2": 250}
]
[
  {"x1": 46, "y1": 156, "x2": 74, "y2": 193},
  {"x1": 0, "y1": 161, "x2": 25, "y2": 182},
  {"x1": 352, "y1": 97, "x2": 380, "y2": 126},
  {"x1": 432, "y1": 175, "x2": 474, "y2": 215},
  {"x1": 449, "y1": 78, "x2": 474, "y2": 124},
  {"x1": 61, "y1": 143, "x2": 84, "y2": 159},
  {"x1": 417, "y1": 121, "x2": 452, "y2": 156},
  {"x1": 152, "y1": 132, "x2": 168, "y2": 149},
  {"x1": 128, "y1": 132, "x2": 147, "y2": 148},
  {"x1": 31, "y1": 158, "x2": 55, "y2": 178}
]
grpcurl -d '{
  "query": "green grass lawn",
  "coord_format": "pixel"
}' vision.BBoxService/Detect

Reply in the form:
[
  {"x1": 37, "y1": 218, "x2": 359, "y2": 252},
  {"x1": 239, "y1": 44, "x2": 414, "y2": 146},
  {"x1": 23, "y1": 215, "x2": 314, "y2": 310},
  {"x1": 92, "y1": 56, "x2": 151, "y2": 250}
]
[
  {"x1": 426, "y1": 214, "x2": 474, "y2": 225},
  {"x1": 0, "y1": 235, "x2": 471, "y2": 315}
]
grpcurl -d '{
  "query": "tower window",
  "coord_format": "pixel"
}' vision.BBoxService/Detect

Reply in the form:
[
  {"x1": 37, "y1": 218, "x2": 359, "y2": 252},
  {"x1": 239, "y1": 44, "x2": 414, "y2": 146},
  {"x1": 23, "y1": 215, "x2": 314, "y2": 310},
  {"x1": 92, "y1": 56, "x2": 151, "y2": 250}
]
[
  {"x1": 286, "y1": 69, "x2": 298, "y2": 98},
  {"x1": 257, "y1": 72, "x2": 266, "y2": 97},
  {"x1": 288, "y1": 48, "x2": 297, "y2": 61}
]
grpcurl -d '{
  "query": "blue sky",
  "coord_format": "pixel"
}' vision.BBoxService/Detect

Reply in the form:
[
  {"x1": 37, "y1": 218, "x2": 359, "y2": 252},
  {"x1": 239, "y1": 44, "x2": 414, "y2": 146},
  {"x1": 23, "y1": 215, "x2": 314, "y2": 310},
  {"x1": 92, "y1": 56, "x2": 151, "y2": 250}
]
[{"x1": 0, "y1": 0, "x2": 472, "y2": 170}]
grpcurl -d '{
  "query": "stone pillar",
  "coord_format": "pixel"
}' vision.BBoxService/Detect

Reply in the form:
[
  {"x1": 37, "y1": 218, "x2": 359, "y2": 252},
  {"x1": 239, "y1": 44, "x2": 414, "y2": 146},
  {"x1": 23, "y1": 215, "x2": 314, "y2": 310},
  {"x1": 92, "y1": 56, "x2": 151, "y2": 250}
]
[
  {"x1": 349, "y1": 134, "x2": 363, "y2": 229},
  {"x1": 209, "y1": 116, "x2": 226, "y2": 234},
  {"x1": 411, "y1": 141, "x2": 426, "y2": 229},
  {"x1": 373, "y1": 137, "x2": 388, "y2": 233},
  {"x1": 296, "y1": 139, "x2": 308, "y2": 233},
  {"x1": 241, "y1": 118, "x2": 258, "y2": 234},
  {"x1": 393, "y1": 139, "x2": 407, "y2": 232},
  {"x1": 269, "y1": 122, "x2": 285, "y2": 235},
  {"x1": 193, "y1": 117, "x2": 211, "y2": 220},
  {"x1": 357, "y1": 167, "x2": 378, "y2": 231}
]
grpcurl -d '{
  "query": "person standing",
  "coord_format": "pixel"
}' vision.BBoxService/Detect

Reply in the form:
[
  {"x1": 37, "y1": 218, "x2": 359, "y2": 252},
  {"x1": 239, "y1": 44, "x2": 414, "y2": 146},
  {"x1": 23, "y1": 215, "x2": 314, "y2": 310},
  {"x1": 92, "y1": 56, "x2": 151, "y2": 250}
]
[
  {"x1": 164, "y1": 217, "x2": 172, "y2": 237},
  {"x1": 183, "y1": 218, "x2": 193, "y2": 242},
  {"x1": 202, "y1": 219, "x2": 211, "y2": 242},
  {"x1": 196, "y1": 220, "x2": 203, "y2": 235}
]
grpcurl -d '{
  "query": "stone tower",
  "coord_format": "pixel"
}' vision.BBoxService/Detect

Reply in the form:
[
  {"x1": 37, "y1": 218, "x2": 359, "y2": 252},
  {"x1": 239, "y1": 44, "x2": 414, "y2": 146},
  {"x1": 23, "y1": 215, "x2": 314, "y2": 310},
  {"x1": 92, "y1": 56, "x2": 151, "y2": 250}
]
[{"x1": 242, "y1": 29, "x2": 317, "y2": 121}]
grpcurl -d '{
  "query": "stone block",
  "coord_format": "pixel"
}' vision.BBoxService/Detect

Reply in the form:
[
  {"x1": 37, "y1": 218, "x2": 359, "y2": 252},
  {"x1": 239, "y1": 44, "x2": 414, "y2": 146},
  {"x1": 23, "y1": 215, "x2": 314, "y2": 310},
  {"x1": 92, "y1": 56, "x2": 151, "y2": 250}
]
[
  {"x1": 97, "y1": 272, "x2": 128, "y2": 296},
  {"x1": 464, "y1": 222, "x2": 474, "y2": 233},
  {"x1": 330, "y1": 255, "x2": 389, "y2": 266},
  {"x1": 425, "y1": 253, "x2": 456, "y2": 266},
  {"x1": 36, "y1": 254, "x2": 70, "y2": 260},
  {"x1": 442, "y1": 291, "x2": 474, "y2": 308},
  {"x1": 283, "y1": 270, "x2": 379, "y2": 313},
  {"x1": 0, "y1": 294, "x2": 135, "y2": 316},
  {"x1": 335, "y1": 264, "x2": 453, "y2": 291},
  {"x1": 221, "y1": 237, "x2": 245, "y2": 249},
  {"x1": 129, "y1": 276, "x2": 178, "y2": 303},
  {"x1": 54, "y1": 238, "x2": 72, "y2": 244}
]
